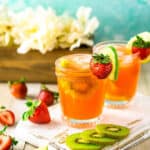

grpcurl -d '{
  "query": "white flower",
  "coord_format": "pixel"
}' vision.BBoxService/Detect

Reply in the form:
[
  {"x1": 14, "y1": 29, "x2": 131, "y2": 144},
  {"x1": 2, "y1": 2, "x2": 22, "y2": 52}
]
[
  {"x1": 0, "y1": 6, "x2": 13, "y2": 46},
  {"x1": 76, "y1": 7, "x2": 92, "y2": 25},
  {"x1": 0, "y1": 6, "x2": 100, "y2": 53},
  {"x1": 84, "y1": 17, "x2": 100, "y2": 35}
]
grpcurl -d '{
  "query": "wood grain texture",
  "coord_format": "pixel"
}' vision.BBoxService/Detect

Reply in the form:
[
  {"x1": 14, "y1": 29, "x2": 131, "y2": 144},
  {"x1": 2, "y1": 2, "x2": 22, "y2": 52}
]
[{"x1": 0, "y1": 47, "x2": 92, "y2": 83}]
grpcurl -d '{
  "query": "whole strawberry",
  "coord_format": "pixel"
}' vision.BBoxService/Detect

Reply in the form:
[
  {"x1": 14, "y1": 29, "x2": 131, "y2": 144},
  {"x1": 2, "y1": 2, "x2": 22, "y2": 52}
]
[
  {"x1": 90, "y1": 53, "x2": 112, "y2": 79},
  {"x1": 132, "y1": 35, "x2": 150, "y2": 60},
  {"x1": 22, "y1": 99, "x2": 51, "y2": 124},
  {"x1": 9, "y1": 77, "x2": 27, "y2": 99},
  {"x1": 38, "y1": 84, "x2": 55, "y2": 106}
]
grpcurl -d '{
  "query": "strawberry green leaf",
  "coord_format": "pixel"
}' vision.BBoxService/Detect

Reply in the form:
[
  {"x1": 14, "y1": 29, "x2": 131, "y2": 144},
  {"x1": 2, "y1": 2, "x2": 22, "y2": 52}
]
[
  {"x1": 41, "y1": 84, "x2": 49, "y2": 90},
  {"x1": 26, "y1": 101, "x2": 33, "y2": 107},
  {"x1": 8, "y1": 81, "x2": 12, "y2": 87},
  {"x1": 0, "y1": 106, "x2": 6, "y2": 109},
  {"x1": 0, "y1": 126, "x2": 7, "y2": 135},
  {"x1": 132, "y1": 35, "x2": 150, "y2": 48},
  {"x1": 8, "y1": 77, "x2": 26, "y2": 86},
  {"x1": 11, "y1": 137, "x2": 18, "y2": 146},
  {"x1": 34, "y1": 100, "x2": 41, "y2": 107},
  {"x1": 53, "y1": 92, "x2": 59, "y2": 102},
  {"x1": 19, "y1": 77, "x2": 26, "y2": 83},
  {"x1": 22, "y1": 100, "x2": 41, "y2": 121},
  {"x1": 22, "y1": 111, "x2": 30, "y2": 120},
  {"x1": 92, "y1": 53, "x2": 111, "y2": 64}
]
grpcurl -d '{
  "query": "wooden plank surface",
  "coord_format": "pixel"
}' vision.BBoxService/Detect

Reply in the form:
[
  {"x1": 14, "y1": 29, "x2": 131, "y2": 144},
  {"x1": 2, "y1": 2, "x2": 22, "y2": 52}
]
[{"x1": 0, "y1": 47, "x2": 92, "y2": 83}]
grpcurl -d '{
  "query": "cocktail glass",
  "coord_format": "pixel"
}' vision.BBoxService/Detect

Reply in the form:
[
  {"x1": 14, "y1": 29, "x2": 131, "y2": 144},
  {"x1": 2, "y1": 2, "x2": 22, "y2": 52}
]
[
  {"x1": 55, "y1": 54, "x2": 107, "y2": 128},
  {"x1": 93, "y1": 41, "x2": 141, "y2": 108}
]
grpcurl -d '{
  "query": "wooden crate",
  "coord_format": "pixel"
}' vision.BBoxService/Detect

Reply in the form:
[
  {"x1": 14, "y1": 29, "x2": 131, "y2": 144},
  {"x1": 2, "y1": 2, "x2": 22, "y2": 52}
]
[{"x1": 0, "y1": 47, "x2": 92, "y2": 83}]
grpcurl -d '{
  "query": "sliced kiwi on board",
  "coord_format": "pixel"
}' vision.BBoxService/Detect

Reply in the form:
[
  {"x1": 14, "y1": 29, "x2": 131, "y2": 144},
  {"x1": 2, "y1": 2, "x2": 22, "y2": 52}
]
[
  {"x1": 66, "y1": 133, "x2": 103, "y2": 150},
  {"x1": 96, "y1": 124, "x2": 130, "y2": 139},
  {"x1": 80, "y1": 129, "x2": 116, "y2": 145}
]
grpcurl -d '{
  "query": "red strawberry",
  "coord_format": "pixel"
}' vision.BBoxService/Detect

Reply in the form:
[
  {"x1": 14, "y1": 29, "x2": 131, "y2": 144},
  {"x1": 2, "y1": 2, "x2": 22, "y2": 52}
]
[
  {"x1": 132, "y1": 35, "x2": 150, "y2": 60},
  {"x1": 22, "y1": 100, "x2": 51, "y2": 124},
  {"x1": 0, "y1": 110, "x2": 15, "y2": 126},
  {"x1": 38, "y1": 84, "x2": 54, "y2": 106},
  {"x1": 9, "y1": 78, "x2": 27, "y2": 99},
  {"x1": 132, "y1": 47, "x2": 150, "y2": 60},
  {"x1": 0, "y1": 134, "x2": 12, "y2": 150},
  {"x1": 90, "y1": 53, "x2": 112, "y2": 79}
]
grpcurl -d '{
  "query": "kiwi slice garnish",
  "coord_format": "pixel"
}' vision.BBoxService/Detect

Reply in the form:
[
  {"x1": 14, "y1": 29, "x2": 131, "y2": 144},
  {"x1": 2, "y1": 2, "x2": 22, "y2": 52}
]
[
  {"x1": 80, "y1": 129, "x2": 116, "y2": 145},
  {"x1": 66, "y1": 133, "x2": 103, "y2": 150},
  {"x1": 96, "y1": 124, "x2": 130, "y2": 139}
]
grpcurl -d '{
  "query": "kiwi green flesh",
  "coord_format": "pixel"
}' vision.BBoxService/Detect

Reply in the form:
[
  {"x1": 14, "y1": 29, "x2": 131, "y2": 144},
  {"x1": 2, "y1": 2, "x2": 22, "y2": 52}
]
[
  {"x1": 81, "y1": 129, "x2": 116, "y2": 145},
  {"x1": 66, "y1": 133, "x2": 103, "y2": 150},
  {"x1": 96, "y1": 124, "x2": 130, "y2": 139}
]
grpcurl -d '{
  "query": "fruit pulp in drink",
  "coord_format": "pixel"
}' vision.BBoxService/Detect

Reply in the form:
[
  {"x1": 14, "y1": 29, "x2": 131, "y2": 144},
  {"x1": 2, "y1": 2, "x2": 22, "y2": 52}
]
[
  {"x1": 55, "y1": 54, "x2": 107, "y2": 123},
  {"x1": 106, "y1": 45, "x2": 141, "y2": 101}
]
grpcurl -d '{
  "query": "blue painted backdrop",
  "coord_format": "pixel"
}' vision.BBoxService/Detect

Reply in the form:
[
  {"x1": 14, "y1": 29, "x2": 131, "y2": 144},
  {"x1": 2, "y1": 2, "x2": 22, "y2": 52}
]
[{"x1": 3, "y1": 0, "x2": 150, "y2": 43}]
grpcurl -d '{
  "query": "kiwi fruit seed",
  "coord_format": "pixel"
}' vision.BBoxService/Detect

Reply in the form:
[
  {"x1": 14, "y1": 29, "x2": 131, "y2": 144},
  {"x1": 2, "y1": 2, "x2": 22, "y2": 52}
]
[
  {"x1": 80, "y1": 129, "x2": 116, "y2": 145},
  {"x1": 66, "y1": 133, "x2": 103, "y2": 150},
  {"x1": 96, "y1": 124, "x2": 130, "y2": 139}
]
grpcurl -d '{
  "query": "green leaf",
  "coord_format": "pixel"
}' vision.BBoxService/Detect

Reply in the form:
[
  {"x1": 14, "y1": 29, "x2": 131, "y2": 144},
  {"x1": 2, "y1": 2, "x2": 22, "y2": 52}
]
[
  {"x1": 8, "y1": 81, "x2": 12, "y2": 87},
  {"x1": 53, "y1": 92, "x2": 59, "y2": 102},
  {"x1": 22, "y1": 99, "x2": 41, "y2": 121},
  {"x1": 92, "y1": 53, "x2": 111, "y2": 64},
  {"x1": 0, "y1": 106, "x2": 6, "y2": 109},
  {"x1": 11, "y1": 137, "x2": 18, "y2": 146},
  {"x1": 19, "y1": 77, "x2": 26, "y2": 83},
  {"x1": 26, "y1": 101, "x2": 33, "y2": 107},
  {"x1": 132, "y1": 35, "x2": 150, "y2": 48},
  {"x1": 41, "y1": 84, "x2": 48, "y2": 90},
  {"x1": 34, "y1": 100, "x2": 41, "y2": 108},
  {"x1": 0, "y1": 126, "x2": 7, "y2": 135},
  {"x1": 22, "y1": 112, "x2": 30, "y2": 120}
]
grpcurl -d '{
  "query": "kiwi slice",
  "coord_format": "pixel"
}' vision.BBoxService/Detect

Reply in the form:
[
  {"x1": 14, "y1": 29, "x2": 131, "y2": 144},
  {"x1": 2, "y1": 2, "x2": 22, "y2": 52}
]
[
  {"x1": 66, "y1": 133, "x2": 103, "y2": 150},
  {"x1": 96, "y1": 124, "x2": 130, "y2": 139},
  {"x1": 80, "y1": 129, "x2": 116, "y2": 146}
]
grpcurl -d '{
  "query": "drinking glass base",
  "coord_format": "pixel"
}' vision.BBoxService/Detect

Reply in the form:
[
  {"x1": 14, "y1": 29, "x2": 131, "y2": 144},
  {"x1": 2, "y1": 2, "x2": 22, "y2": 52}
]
[
  {"x1": 63, "y1": 116, "x2": 100, "y2": 128},
  {"x1": 105, "y1": 99, "x2": 129, "y2": 109}
]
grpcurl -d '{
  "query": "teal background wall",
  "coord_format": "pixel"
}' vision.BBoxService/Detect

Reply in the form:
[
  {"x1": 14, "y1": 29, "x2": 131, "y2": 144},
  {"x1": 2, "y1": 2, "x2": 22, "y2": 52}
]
[{"x1": 3, "y1": 0, "x2": 150, "y2": 43}]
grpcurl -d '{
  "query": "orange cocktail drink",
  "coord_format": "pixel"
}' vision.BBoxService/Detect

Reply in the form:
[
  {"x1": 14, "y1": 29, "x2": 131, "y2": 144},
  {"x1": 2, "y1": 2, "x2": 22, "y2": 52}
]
[
  {"x1": 94, "y1": 41, "x2": 141, "y2": 107},
  {"x1": 55, "y1": 54, "x2": 107, "y2": 127}
]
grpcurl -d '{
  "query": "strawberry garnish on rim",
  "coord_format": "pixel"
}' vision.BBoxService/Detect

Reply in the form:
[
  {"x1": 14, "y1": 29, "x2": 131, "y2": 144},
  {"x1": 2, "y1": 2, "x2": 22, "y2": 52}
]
[
  {"x1": 22, "y1": 99, "x2": 51, "y2": 124},
  {"x1": 90, "y1": 53, "x2": 112, "y2": 79},
  {"x1": 132, "y1": 35, "x2": 150, "y2": 60}
]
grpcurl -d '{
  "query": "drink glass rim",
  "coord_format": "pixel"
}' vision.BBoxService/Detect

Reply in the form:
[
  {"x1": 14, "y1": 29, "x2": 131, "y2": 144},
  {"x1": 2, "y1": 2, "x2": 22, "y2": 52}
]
[
  {"x1": 93, "y1": 40, "x2": 140, "y2": 64},
  {"x1": 55, "y1": 53, "x2": 92, "y2": 76},
  {"x1": 93, "y1": 40, "x2": 127, "y2": 50}
]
